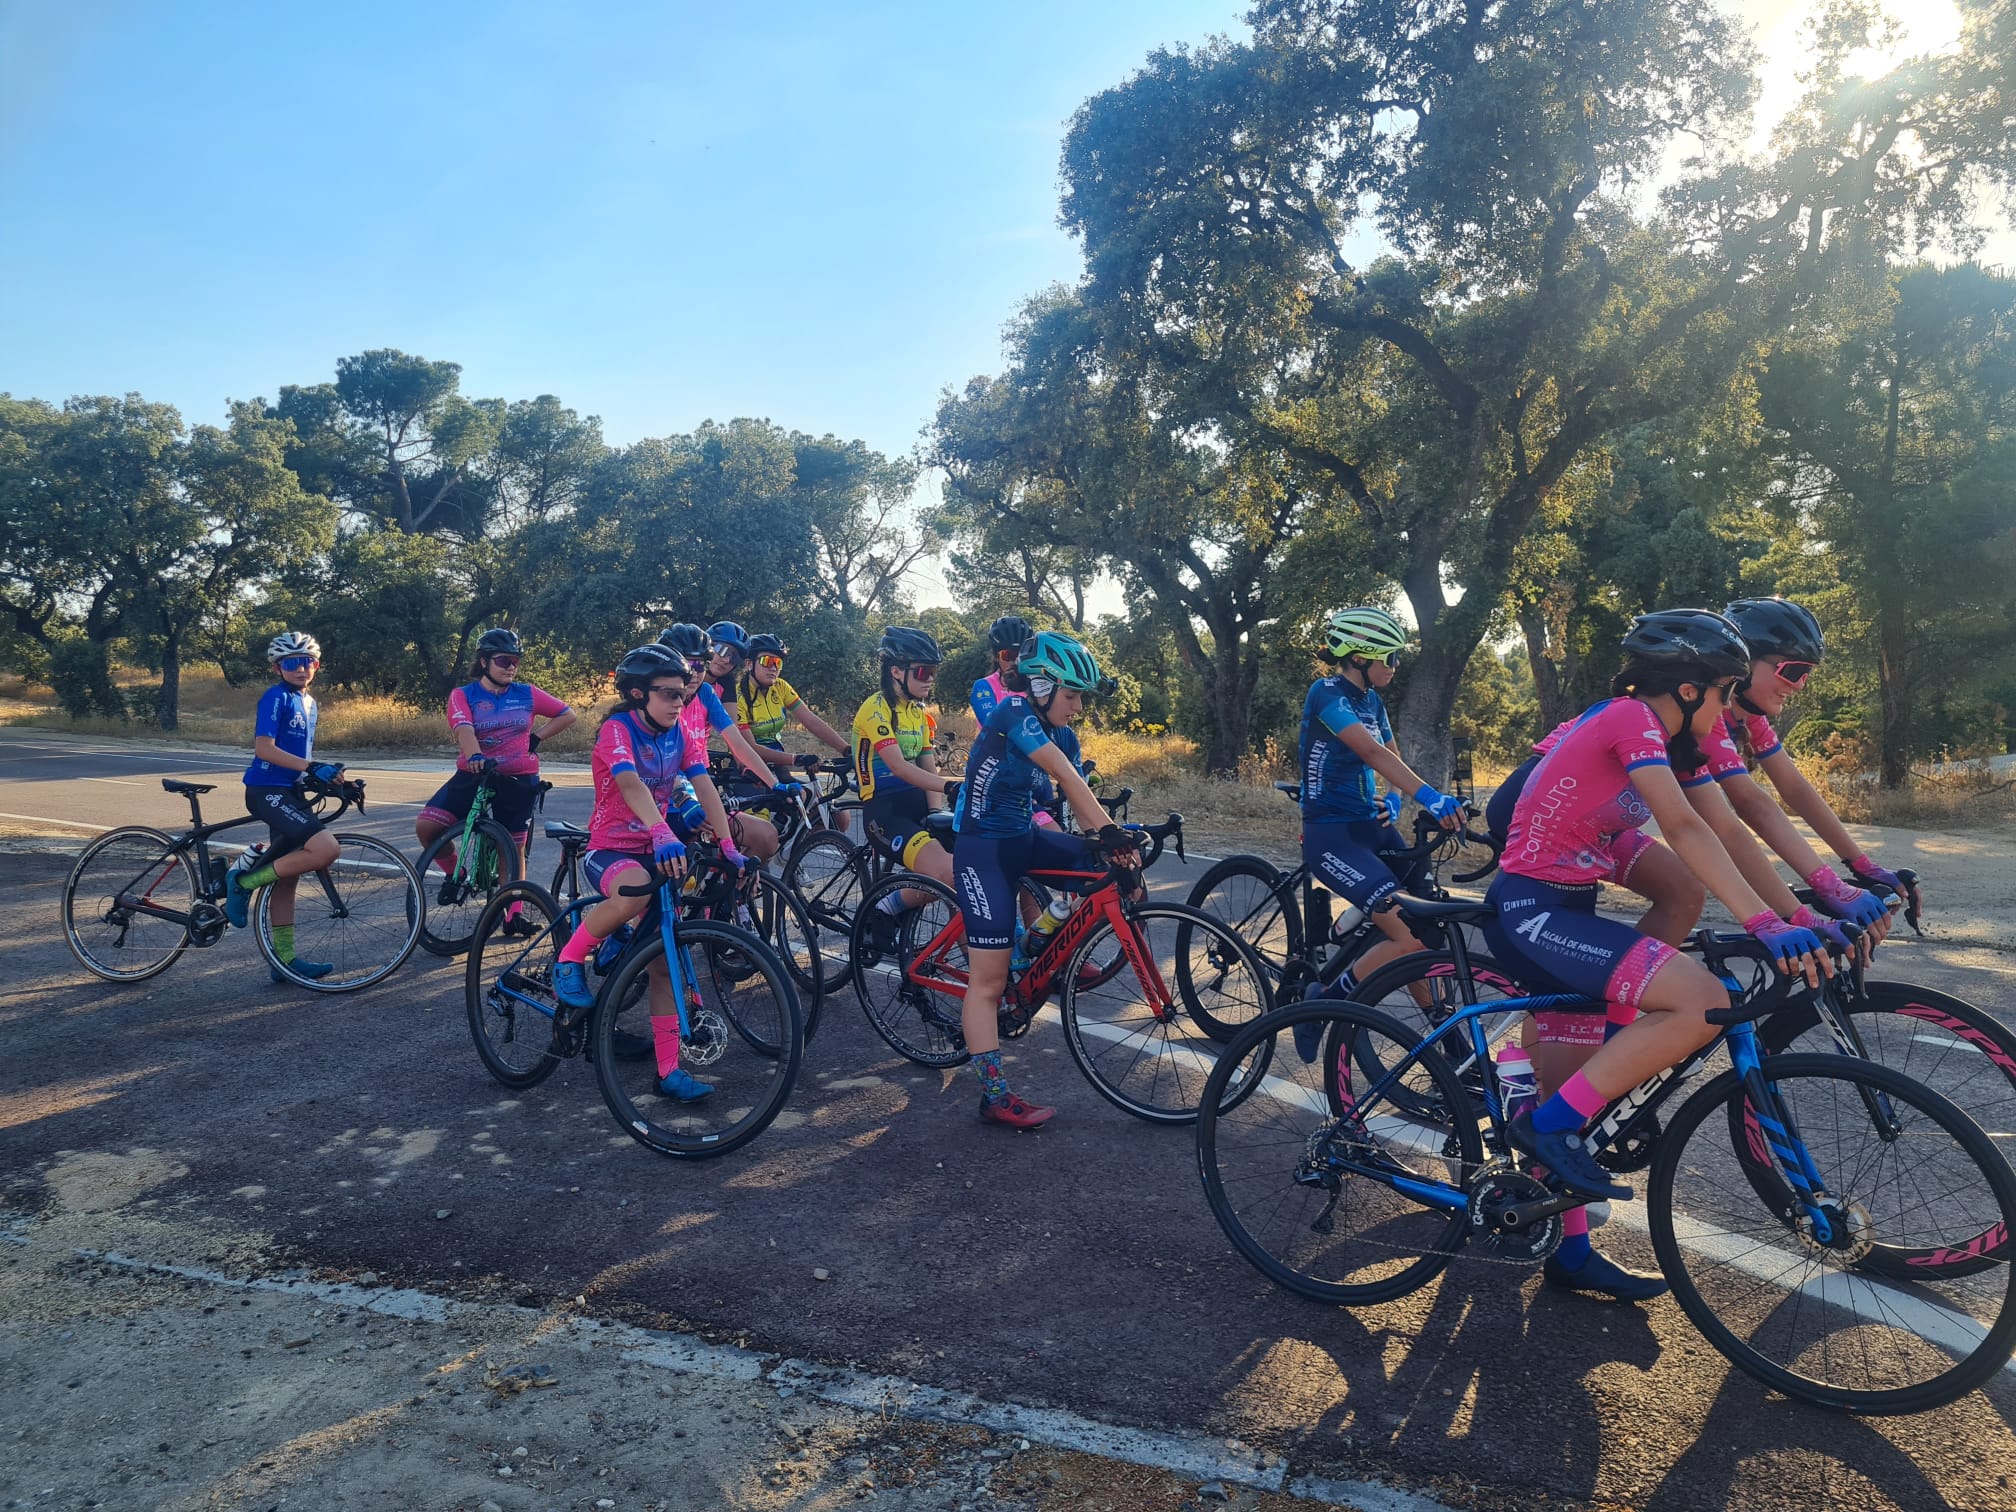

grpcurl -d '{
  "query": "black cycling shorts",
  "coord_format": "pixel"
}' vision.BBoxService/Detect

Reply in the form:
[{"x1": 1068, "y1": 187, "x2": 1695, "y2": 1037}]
[
  {"x1": 419, "y1": 769, "x2": 541, "y2": 836},
  {"x1": 953, "y1": 826, "x2": 1097, "y2": 950},
  {"x1": 244, "y1": 784, "x2": 325, "y2": 853}
]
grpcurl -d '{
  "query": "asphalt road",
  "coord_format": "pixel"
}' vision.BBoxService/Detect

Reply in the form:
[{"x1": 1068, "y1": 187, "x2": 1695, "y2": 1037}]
[{"x1": 5, "y1": 728, "x2": 2016, "y2": 1512}]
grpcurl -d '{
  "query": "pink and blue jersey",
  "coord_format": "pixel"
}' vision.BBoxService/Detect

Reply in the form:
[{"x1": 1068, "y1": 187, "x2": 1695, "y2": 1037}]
[
  {"x1": 1503, "y1": 698, "x2": 1669, "y2": 885},
  {"x1": 679, "y1": 681, "x2": 737, "y2": 751},
  {"x1": 586, "y1": 712, "x2": 707, "y2": 852},
  {"x1": 447, "y1": 681, "x2": 567, "y2": 777},
  {"x1": 1680, "y1": 712, "x2": 1783, "y2": 788}
]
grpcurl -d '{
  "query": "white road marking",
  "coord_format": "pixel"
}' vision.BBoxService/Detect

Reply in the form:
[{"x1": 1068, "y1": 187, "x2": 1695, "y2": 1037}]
[{"x1": 0, "y1": 809, "x2": 108, "y2": 831}]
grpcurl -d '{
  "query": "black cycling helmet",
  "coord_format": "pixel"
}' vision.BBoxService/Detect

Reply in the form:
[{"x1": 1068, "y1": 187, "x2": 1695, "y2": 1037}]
[
  {"x1": 657, "y1": 622, "x2": 709, "y2": 659},
  {"x1": 987, "y1": 614, "x2": 1034, "y2": 653},
  {"x1": 748, "y1": 632, "x2": 787, "y2": 658},
  {"x1": 708, "y1": 620, "x2": 750, "y2": 653},
  {"x1": 614, "y1": 644, "x2": 688, "y2": 701},
  {"x1": 1724, "y1": 597, "x2": 1825, "y2": 663},
  {"x1": 878, "y1": 626, "x2": 943, "y2": 667},
  {"x1": 1620, "y1": 609, "x2": 1752, "y2": 680},
  {"x1": 475, "y1": 627, "x2": 522, "y2": 658}
]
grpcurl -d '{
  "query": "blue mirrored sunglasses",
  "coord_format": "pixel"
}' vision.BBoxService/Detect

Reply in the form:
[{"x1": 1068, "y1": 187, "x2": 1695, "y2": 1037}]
[{"x1": 278, "y1": 656, "x2": 317, "y2": 672}]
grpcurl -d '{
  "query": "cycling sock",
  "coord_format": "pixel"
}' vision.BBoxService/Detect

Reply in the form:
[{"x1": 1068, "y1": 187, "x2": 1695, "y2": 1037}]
[
  {"x1": 433, "y1": 845, "x2": 457, "y2": 876},
  {"x1": 241, "y1": 862, "x2": 279, "y2": 891},
  {"x1": 1531, "y1": 1071, "x2": 1607, "y2": 1134},
  {"x1": 876, "y1": 891, "x2": 907, "y2": 916},
  {"x1": 972, "y1": 1048, "x2": 1010, "y2": 1103},
  {"x1": 1603, "y1": 1003, "x2": 1638, "y2": 1041},
  {"x1": 271, "y1": 924, "x2": 295, "y2": 963},
  {"x1": 558, "y1": 929, "x2": 597, "y2": 966},
  {"x1": 1324, "y1": 969, "x2": 1358, "y2": 1000},
  {"x1": 504, "y1": 899, "x2": 523, "y2": 922},
  {"x1": 652, "y1": 1013, "x2": 681, "y2": 1079},
  {"x1": 1556, "y1": 1205, "x2": 1592, "y2": 1268}
]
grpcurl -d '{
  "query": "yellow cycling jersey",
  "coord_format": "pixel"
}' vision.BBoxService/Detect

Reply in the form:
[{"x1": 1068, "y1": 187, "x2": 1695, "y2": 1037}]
[
  {"x1": 852, "y1": 693, "x2": 936, "y2": 804},
  {"x1": 737, "y1": 676, "x2": 801, "y2": 747}
]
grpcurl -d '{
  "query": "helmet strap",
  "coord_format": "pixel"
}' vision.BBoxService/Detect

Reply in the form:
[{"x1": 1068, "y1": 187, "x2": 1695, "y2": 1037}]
[
  {"x1": 479, "y1": 660, "x2": 511, "y2": 693},
  {"x1": 1341, "y1": 657, "x2": 1372, "y2": 689},
  {"x1": 1733, "y1": 679, "x2": 1767, "y2": 717},
  {"x1": 1667, "y1": 684, "x2": 1710, "y2": 774}
]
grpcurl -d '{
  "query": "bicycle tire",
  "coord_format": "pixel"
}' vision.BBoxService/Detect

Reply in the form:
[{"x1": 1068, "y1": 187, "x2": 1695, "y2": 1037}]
[
  {"x1": 1196, "y1": 1000, "x2": 1481, "y2": 1305},
  {"x1": 850, "y1": 872, "x2": 969, "y2": 1068},
  {"x1": 746, "y1": 872, "x2": 825, "y2": 1042},
  {"x1": 255, "y1": 833, "x2": 424, "y2": 992},
  {"x1": 1062, "y1": 902, "x2": 1276, "y2": 1124},
  {"x1": 1183, "y1": 854, "x2": 1303, "y2": 994},
  {"x1": 417, "y1": 818, "x2": 523, "y2": 957},
  {"x1": 782, "y1": 827, "x2": 867, "y2": 995},
  {"x1": 1649, "y1": 1052, "x2": 2016, "y2": 1413},
  {"x1": 1341, "y1": 950, "x2": 1527, "y2": 1119},
  {"x1": 590, "y1": 918, "x2": 803, "y2": 1159},
  {"x1": 465, "y1": 882, "x2": 567, "y2": 1090},
  {"x1": 62, "y1": 826, "x2": 199, "y2": 982}
]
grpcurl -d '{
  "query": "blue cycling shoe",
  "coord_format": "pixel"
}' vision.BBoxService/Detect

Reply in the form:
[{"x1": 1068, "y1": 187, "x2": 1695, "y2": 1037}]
[
  {"x1": 1544, "y1": 1247, "x2": 1669, "y2": 1302},
  {"x1": 224, "y1": 873, "x2": 252, "y2": 930},
  {"x1": 658, "y1": 1067, "x2": 714, "y2": 1102},
  {"x1": 271, "y1": 958, "x2": 334, "y2": 985},
  {"x1": 1506, "y1": 1112, "x2": 1632, "y2": 1202},
  {"x1": 553, "y1": 960, "x2": 595, "y2": 1009},
  {"x1": 1292, "y1": 1016, "x2": 1326, "y2": 1063}
]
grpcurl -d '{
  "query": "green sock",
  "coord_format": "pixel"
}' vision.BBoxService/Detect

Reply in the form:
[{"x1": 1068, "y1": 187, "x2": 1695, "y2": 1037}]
[
  {"x1": 242, "y1": 862, "x2": 279, "y2": 891},
  {"x1": 272, "y1": 924, "x2": 295, "y2": 963}
]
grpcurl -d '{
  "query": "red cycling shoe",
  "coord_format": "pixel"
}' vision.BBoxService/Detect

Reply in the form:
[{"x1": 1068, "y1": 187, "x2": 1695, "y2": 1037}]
[{"x1": 978, "y1": 1092, "x2": 1056, "y2": 1130}]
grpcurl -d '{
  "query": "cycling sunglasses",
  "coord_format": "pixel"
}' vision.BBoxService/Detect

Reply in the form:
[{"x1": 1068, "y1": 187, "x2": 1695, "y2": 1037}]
[
  {"x1": 486, "y1": 655, "x2": 521, "y2": 670},
  {"x1": 646, "y1": 682, "x2": 689, "y2": 703},
  {"x1": 711, "y1": 643, "x2": 744, "y2": 661},
  {"x1": 1771, "y1": 658, "x2": 1817, "y2": 689},
  {"x1": 905, "y1": 664, "x2": 939, "y2": 683},
  {"x1": 277, "y1": 656, "x2": 318, "y2": 672},
  {"x1": 755, "y1": 653, "x2": 785, "y2": 672}
]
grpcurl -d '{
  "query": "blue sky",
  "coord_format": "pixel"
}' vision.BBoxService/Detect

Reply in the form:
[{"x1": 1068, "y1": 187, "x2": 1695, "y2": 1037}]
[{"x1": 1, "y1": 0, "x2": 1249, "y2": 461}]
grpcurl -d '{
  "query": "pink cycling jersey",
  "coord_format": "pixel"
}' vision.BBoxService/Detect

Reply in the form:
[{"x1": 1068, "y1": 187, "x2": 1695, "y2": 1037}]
[
  {"x1": 1680, "y1": 712, "x2": 1783, "y2": 787},
  {"x1": 1503, "y1": 698, "x2": 1669, "y2": 885},
  {"x1": 446, "y1": 682, "x2": 568, "y2": 777},
  {"x1": 586, "y1": 712, "x2": 707, "y2": 852}
]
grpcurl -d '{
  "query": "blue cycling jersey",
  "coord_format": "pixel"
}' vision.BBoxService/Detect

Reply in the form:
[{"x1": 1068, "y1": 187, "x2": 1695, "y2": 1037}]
[
  {"x1": 244, "y1": 683, "x2": 317, "y2": 787},
  {"x1": 1298, "y1": 676, "x2": 1390, "y2": 823},
  {"x1": 955, "y1": 695, "x2": 1055, "y2": 836}
]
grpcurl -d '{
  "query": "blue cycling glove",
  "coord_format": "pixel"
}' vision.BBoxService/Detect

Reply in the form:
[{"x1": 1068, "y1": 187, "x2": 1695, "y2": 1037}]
[
  {"x1": 1806, "y1": 866, "x2": 1888, "y2": 931},
  {"x1": 1743, "y1": 910, "x2": 1823, "y2": 969},
  {"x1": 648, "y1": 823, "x2": 685, "y2": 869},
  {"x1": 771, "y1": 780, "x2": 804, "y2": 799},
  {"x1": 1382, "y1": 792, "x2": 1404, "y2": 827},
  {"x1": 1791, "y1": 904, "x2": 1858, "y2": 956},
  {"x1": 1413, "y1": 784, "x2": 1463, "y2": 822},
  {"x1": 308, "y1": 762, "x2": 345, "y2": 784}
]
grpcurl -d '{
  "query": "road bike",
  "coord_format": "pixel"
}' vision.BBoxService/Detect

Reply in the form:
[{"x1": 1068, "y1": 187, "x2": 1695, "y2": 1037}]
[
  {"x1": 463, "y1": 853, "x2": 803, "y2": 1159},
  {"x1": 1195, "y1": 922, "x2": 2016, "y2": 1413},
  {"x1": 413, "y1": 766, "x2": 530, "y2": 957},
  {"x1": 846, "y1": 812, "x2": 1277, "y2": 1124},
  {"x1": 62, "y1": 773, "x2": 423, "y2": 992}
]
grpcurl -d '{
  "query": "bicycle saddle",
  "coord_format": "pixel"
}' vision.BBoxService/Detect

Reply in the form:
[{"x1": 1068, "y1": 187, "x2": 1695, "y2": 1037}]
[
  {"x1": 161, "y1": 778, "x2": 214, "y2": 796},
  {"x1": 922, "y1": 811, "x2": 958, "y2": 840},
  {"x1": 543, "y1": 820, "x2": 589, "y2": 841},
  {"x1": 1272, "y1": 781, "x2": 1302, "y2": 801},
  {"x1": 1390, "y1": 895, "x2": 1493, "y2": 924}
]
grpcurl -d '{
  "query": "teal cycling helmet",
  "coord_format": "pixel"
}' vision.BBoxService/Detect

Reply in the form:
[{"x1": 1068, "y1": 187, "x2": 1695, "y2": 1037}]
[
  {"x1": 1016, "y1": 631, "x2": 1104, "y2": 693},
  {"x1": 1323, "y1": 607, "x2": 1408, "y2": 661}
]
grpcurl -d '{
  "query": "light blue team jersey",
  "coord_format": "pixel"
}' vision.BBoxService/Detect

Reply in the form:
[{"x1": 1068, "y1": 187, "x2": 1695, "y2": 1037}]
[{"x1": 1298, "y1": 677, "x2": 1390, "y2": 823}]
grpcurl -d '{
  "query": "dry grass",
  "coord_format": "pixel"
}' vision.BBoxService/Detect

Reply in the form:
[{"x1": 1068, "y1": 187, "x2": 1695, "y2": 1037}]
[{"x1": 1813, "y1": 759, "x2": 2016, "y2": 832}]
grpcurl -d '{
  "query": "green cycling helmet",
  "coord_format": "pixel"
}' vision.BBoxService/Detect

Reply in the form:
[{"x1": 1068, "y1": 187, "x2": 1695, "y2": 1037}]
[
  {"x1": 1016, "y1": 631, "x2": 1104, "y2": 693},
  {"x1": 1323, "y1": 606, "x2": 1408, "y2": 660}
]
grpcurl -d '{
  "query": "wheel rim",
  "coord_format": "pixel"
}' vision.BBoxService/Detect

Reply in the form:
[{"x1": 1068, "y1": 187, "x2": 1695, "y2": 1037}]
[
  {"x1": 264, "y1": 834, "x2": 422, "y2": 991},
  {"x1": 65, "y1": 832, "x2": 195, "y2": 980}
]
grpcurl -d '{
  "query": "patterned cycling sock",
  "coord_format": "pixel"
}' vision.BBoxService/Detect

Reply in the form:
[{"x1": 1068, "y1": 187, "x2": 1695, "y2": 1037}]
[
  {"x1": 972, "y1": 1049, "x2": 1010, "y2": 1103},
  {"x1": 1322, "y1": 969, "x2": 1358, "y2": 1000},
  {"x1": 1531, "y1": 1071, "x2": 1607, "y2": 1134},
  {"x1": 271, "y1": 924, "x2": 295, "y2": 964},
  {"x1": 241, "y1": 862, "x2": 279, "y2": 891},
  {"x1": 653, "y1": 1013, "x2": 681, "y2": 1079},
  {"x1": 1556, "y1": 1205, "x2": 1592, "y2": 1268},
  {"x1": 558, "y1": 928, "x2": 597, "y2": 966}
]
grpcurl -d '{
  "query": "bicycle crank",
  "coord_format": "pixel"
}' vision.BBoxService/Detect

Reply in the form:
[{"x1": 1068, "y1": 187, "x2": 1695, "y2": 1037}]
[{"x1": 1467, "y1": 1159, "x2": 1566, "y2": 1263}]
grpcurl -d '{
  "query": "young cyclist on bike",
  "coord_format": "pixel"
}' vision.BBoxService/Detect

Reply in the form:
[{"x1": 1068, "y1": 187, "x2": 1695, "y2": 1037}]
[
  {"x1": 414, "y1": 627, "x2": 576, "y2": 932},
  {"x1": 735, "y1": 633, "x2": 849, "y2": 774},
  {"x1": 658, "y1": 622, "x2": 803, "y2": 865},
  {"x1": 971, "y1": 615, "x2": 1078, "y2": 829},
  {"x1": 856, "y1": 627, "x2": 960, "y2": 947},
  {"x1": 1486, "y1": 610, "x2": 1831, "y2": 1297},
  {"x1": 1295, "y1": 607, "x2": 1464, "y2": 1058},
  {"x1": 953, "y1": 631, "x2": 1134, "y2": 1128},
  {"x1": 549, "y1": 645, "x2": 728, "y2": 1101},
  {"x1": 701, "y1": 620, "x2": 750, "y2": 710},
  {"x1": 226, "y1": 631, "x2": 345, "y2": 982}
]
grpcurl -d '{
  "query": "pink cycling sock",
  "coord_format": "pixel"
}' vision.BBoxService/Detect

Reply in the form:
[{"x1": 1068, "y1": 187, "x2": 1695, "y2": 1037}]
[
  {"x1": 558, "y1": 928, "x2": 596, "y2": 966},
  {"x1": 434, "y1": 845, "x2": 457, "y2": 875},
  {"x1": 1561, "y1": 1205, "x2": 1590, "y2": 1239},
  {"x1": 1557, "y1": 1070, "x2": 1609, "y2": 1119},
  {"x1": 504, "y1": 899, "x2": 523, "y2": 922},
  {"x1": 653, "y1": 1013, "x2": 681, "y2": 1078}
]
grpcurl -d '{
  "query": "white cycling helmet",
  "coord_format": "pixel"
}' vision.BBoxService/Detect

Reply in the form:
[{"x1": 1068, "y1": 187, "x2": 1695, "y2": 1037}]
[
  {"x1": 268, "y1": 630, "x2": 322, "y2": 662},
  {"x1": 1323, "y1": 607, "x2": 1407, "y2": 660}
]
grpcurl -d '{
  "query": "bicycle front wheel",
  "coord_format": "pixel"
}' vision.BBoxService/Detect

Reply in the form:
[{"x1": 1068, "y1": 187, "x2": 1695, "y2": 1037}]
[
  {"x1": 256, "y1": 833, "x2": 424, "y2": 992},
  {"x1": 849, "y1": 873, "x2": 969, "y2": 1067},
  {"x1": 62, "y1": 827, "x2": 200, "y2": 982},
  {"x1": 1650, "y1": 1052, "x2": 2016, "y2": 1414},
  {"x1": 591, "y1": 920, "x2": 803, "y2": 1159},
  {"x1": 782, "y1": 827, "x2": 865, "y2": 995},
  {"x1": 742, "y1": 873, "x2": 825, "y2": 1042},
  {"x1": 1197, "y1": 1000, "x2": 1480, "y2": 1305},
  {"x1": 1061, "y1": 902, "x2": 1275, "y2": 1124},
  {"x1": 418, "y1": 818, "x2": 522, "y2": 957},
  {"x1": 465, "y1": 882, "x2": 567, "y2": 1089}
]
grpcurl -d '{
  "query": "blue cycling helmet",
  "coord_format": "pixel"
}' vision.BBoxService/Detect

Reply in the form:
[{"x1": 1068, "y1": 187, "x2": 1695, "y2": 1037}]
[{"x1": 708, "y1": 620, "x2": 750, "y2": 654}]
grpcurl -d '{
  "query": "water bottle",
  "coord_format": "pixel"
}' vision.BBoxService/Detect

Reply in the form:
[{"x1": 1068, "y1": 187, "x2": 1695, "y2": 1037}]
[
  {"x1": 1020, "y1": 897, "x2": 1073, "y2": 959},
  {"x1": 593, "y1": 922, "x2": 634, "y2": 974},
  {"x1": 1496, "y1": 1042, "x2": 1537, "y2": 1125}
]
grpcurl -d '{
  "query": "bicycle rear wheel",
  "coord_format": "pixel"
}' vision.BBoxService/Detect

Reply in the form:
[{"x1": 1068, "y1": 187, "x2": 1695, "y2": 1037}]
[
  {"x1": 1183, "y1": 854, "x2": 1302, "y2": 997},
  {"x1": 1061, "y1": 902, "x2": 1275, "y2": 1124},
  {"x1": 591, "y1": 921, "x2": 803, "y2": 1159},
  {"x1": 465, "y1": 882, "x2": 568, "y2": 1089},
  {"x1": 1650, "y1": 1052, "x2": 2016, "y2": 1413},
  {"x1": 62, "y1": 827, "x2": 200, "y2": 982},
  {"x1": 418, "y1": 818, "x2": 522, "y2": 957},
  {"x1": 850, "y1": 873, "x2": 969, "y2": 1067},
  {"x1": 782, "y1": 827, "x2": 866, "y2": 995},
  {"x1": 1197, "y1": 1001, "x2": 1480, "y2": 1305},
  {"x1": 1344, "y1": 950, "x2": 1527, "y2": 1121},
  {"x1": 256, "y1": 834, "x2": 423, "y2": 992},
  {"x1": 739, "y1": 873, "x2": 825, "y2": 1042}
]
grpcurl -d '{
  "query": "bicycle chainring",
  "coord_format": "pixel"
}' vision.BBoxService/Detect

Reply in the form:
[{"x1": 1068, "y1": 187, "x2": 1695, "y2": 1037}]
[
  {"x1": 1597, "y1": 1113, "x2": 1662, "y2": 1174},
  {"x1": 186, "y1": 900, "x2": 229, "y2": 948},
  {"x1": 1467, "y1": 1158, "x2": 1563, "y2": 1264}
]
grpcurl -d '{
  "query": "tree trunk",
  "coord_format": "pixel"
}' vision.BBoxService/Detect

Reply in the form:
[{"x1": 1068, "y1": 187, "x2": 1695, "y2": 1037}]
[
  {"x1": 156, "y1": 633, "x2": 181, "y2": 731},
  {"x1": 1876, "y1": 588, "x2": 1911, "y2": 790},
  {"x1": 1517, "y1": 606, "x2": 1575, "y2": 732},
  {"x1": 1196, "y1": 638, "x2": 1256, "y2": 776}
]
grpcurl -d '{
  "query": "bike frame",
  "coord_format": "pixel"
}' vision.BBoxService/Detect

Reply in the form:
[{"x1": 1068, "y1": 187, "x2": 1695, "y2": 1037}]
[{"x1": 108, "y1": 785, "x2": 349, "y2": 933}]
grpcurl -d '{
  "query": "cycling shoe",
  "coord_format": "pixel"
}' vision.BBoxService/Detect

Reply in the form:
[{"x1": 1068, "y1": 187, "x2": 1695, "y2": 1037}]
[
  {"x1": 1507, "y1": 1112, "x2": 1632, "y2": 1202},
  {"x1": 1544, "y1": 1247, "x2": 1669, "y2": 1302}
]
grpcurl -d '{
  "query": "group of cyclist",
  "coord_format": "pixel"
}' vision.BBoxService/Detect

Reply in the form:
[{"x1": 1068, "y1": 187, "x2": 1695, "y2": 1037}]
[
  {"x1": 227, "y1": 589, "x2": 1910, "y2": 1229},
  {"x1": 1296, "y1": 597, "x2": 1908, "y2": 1301}
]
